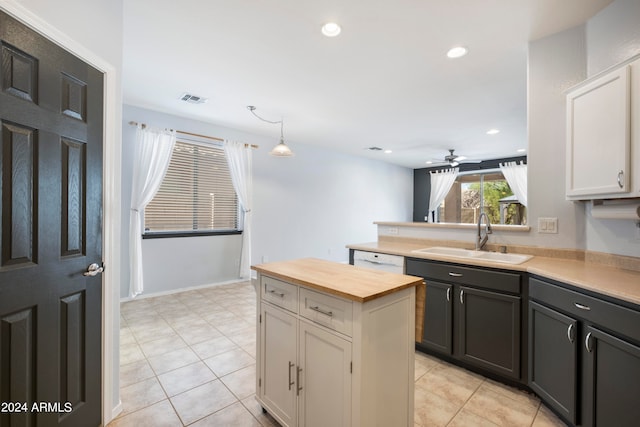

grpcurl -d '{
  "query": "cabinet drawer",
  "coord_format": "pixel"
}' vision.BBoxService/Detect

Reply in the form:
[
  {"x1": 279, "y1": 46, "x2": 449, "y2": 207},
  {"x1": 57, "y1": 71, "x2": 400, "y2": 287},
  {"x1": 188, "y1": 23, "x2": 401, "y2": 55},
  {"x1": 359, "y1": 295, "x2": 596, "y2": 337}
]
[
  {"x1": 406, "y1": 258, "x2": 521, "y2": 294},
  {"x1": 261, "y1": 276, "x2": 298, "y2": 313},
  {"x1": 530, "y1": 277, "x2": 640, "y2": 343},
  {"x1": 299, "y1": 288, "x2": 353, "y2": 337}
]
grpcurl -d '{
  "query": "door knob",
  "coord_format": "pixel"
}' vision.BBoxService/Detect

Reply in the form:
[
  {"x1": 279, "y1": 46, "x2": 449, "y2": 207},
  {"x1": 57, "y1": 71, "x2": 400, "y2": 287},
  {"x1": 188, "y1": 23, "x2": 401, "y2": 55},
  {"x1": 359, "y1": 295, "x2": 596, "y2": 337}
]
[{"x1": 83, "y1": 263, "x2": 104, "y2": 276}]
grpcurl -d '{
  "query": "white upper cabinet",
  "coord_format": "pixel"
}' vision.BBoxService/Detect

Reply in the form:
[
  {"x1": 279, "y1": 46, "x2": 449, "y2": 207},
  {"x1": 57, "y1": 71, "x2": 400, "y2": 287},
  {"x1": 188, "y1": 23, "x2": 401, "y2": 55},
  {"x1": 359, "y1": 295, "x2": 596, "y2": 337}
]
[{"x1": 566, "y1": 56, "x2": 640, "y2": 200}]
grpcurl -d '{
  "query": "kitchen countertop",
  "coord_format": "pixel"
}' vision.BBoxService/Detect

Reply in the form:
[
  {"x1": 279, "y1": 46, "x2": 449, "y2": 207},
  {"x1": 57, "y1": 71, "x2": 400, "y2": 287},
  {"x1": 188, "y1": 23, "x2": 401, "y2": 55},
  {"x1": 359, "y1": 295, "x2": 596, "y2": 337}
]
[
  {"x1": 347, "y1": 241, "x2": 640, "y2": 307},
  {"x1": 251, "y1": 257, "x2": 423, "y2": 303}
]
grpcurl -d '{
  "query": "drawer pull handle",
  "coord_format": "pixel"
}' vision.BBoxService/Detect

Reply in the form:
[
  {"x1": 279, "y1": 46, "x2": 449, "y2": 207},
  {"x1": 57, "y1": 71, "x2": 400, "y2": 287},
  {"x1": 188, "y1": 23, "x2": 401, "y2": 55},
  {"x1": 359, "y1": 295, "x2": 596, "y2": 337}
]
[
  {"x1": 574, "y1": 302, "x2": 591, "y2": 311},
  {"x1": 288, "y1": 362, "x2": 295, "y2": 390},
  {"x1": 567, "y1": 324, "x2": 575, "y2": 343},
  {"x1": 459, "y1": 290, "x2": 464, "y2": 304},
  {"x1": 364, "y1": 259, "x2": 383, "y2": 265},
  {"x1": 449, "y1": 272, "x2": 463, "y2": 277},
  {"x1": 585, "y1": 332, "x2": 593, "y2": 352},
  {"x1": 296, "y1": 366, "x2": 303, "y2": 395},
  {"x1": 268, "y1": 289, "x2": 285, "y2": 298},
  {"x1": 617, "y1": 170, "x2": 624, "y2": 189},
  {"x1": 446, "y1": 287, "x2": 451, "y2": 302},
  {"x1": 310, "y1": 305, "x2": 334, "y2": 317}
]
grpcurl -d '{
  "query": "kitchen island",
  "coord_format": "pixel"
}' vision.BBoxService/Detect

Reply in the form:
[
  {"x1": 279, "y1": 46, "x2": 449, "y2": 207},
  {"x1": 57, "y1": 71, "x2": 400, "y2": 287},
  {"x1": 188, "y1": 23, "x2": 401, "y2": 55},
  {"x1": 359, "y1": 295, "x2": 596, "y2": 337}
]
[{"x1": 252, "y1": 258, "x2": 423, "y2": 427}]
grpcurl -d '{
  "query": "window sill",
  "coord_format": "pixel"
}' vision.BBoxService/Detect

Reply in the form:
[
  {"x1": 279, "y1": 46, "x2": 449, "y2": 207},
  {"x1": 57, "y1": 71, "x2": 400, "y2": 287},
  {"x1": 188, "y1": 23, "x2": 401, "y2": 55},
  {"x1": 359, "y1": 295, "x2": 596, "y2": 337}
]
[
  {"x1": 142, "y1": 230, "x2": 242, "y2": 239},
  {"x1": 374, "y1": 221, "x2": 531, "y2": 232}
]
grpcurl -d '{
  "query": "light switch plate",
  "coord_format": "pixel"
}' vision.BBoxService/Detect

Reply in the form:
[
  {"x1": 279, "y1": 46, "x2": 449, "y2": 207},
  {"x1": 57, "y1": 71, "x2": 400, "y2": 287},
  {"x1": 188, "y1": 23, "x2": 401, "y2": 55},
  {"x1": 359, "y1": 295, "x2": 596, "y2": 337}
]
[
  {"x1": 387, "y1": 227, "x2": 399, "y2": 235},
  {"x1": 538, "y1": 217, "x2": 558, "y2": 234}
]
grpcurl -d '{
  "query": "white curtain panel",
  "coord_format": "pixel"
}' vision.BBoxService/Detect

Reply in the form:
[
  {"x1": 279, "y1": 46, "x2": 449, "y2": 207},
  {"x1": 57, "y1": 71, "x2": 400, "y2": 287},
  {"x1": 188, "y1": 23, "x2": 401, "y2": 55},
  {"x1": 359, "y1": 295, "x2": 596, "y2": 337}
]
[
  {"x1": 500, "y1": 161, "x2": 528, "y2": 207},
  {"x1": 224, "y1": 140, "x2": 253, "y2": 279},
  {"x1": 129, "y1": 125, "x2": 176, "y2": 297},
  {"x1": 428, "y1": 168, "x2": 459, "y2": 220}
]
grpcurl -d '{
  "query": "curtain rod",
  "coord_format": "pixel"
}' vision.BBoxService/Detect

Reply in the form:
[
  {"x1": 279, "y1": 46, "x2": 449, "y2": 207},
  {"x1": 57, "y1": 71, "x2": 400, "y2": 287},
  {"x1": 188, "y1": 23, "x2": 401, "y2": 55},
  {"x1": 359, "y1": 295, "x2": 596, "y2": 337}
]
[{"x1": 128, "y1": 121, "x2": 258, "y2": 149}]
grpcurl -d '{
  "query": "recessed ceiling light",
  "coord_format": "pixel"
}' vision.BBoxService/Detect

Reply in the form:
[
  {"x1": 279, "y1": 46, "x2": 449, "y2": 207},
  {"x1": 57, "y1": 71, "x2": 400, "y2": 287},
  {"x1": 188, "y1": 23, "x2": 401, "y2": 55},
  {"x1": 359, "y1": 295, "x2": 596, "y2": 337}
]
[
  {"x1": 486, "y1": 128, "x2": 500, "y2": 135},
  {"x1": 384, "y1": 149, "x2": 392, "y2": 154},
  {"x1": 517, "y1": 148, "x2": 527, "y2": 153},
  {"x1": 426, "y1": 161, "x2": 433, "y2": 164},
  {"x1": 446, "y1": 46, "x2": 468, "y2": 59},
  {"x1": 321, "y1": 22, "x2": 341, "y2": 37}
]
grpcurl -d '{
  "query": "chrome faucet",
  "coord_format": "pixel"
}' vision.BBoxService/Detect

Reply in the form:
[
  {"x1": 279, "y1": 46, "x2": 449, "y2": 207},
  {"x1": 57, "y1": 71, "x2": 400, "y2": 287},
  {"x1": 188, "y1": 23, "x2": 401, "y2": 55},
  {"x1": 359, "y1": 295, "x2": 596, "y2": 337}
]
[{"x1": 476, "y1": 212, "x2": 492, "y2": 251}]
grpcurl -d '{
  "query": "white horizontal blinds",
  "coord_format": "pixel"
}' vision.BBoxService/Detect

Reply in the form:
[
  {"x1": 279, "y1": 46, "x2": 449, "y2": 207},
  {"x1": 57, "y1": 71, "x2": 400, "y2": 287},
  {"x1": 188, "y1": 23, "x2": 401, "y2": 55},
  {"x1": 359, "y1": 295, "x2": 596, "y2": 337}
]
[{"x1": 145, "y1": 140, "x2": 238, "y2": 232}]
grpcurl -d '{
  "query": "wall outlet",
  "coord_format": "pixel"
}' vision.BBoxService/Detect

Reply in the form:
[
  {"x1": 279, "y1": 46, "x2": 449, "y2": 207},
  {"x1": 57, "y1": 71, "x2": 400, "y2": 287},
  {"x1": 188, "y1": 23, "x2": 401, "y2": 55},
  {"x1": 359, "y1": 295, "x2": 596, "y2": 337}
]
[
  {"x1": 387, "y1": 227, "x2": 399, "y2": 235},
  {"x1": 538, "y1": 217, "x2": 558, "y2": 234},
  {"x1": 261, "y1": 255, "x2": 269, "y2": 263}
]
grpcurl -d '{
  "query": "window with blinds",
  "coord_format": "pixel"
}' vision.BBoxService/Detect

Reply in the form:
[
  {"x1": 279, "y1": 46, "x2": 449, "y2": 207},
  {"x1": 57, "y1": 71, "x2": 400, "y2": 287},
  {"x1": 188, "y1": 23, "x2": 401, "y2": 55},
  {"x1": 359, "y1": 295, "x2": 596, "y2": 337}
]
[{"x1": 144, "y1": 140, "x2": 238, "y2": 233}]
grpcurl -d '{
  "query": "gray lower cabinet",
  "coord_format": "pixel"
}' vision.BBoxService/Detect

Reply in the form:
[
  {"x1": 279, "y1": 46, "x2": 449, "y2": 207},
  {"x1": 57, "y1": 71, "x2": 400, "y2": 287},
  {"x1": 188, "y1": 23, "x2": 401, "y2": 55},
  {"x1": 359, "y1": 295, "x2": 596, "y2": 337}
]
[
  {"x1": 407, "y1": 258, "x2": 523, "y2": 381},
  {"x1": 459, "y1": 286, "x2": 521, "y2": 380},
  {"x1": 421, "y1": 281, "x2": 453, "y2": 355},
  {"x1": 582, "y1": 326, "x2": 640, "y2": 427},
  {"x1": 530, "y1": 277, "x2": 640, "y2": 427},
  {"x1": 529, "y1": 301, "x2": 578, "y2": 424}
]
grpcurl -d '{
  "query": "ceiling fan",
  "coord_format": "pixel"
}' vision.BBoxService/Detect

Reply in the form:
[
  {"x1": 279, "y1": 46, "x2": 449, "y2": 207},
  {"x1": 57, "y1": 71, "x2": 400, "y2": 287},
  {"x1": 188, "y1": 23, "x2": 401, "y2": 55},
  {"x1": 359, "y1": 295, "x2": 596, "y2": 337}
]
[{"x1": 426, "y1": 149, "x2": 473, "y2": 167}]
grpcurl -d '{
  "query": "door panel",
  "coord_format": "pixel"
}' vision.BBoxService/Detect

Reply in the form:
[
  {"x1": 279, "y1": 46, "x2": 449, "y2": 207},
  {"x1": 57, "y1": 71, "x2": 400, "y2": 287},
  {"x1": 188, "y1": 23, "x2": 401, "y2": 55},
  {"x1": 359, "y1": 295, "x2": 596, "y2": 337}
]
[
  {"x1": 261, "y1": 303, "x2": 297, "y2": 427},
  {"x1": 458, "y1": 286, "x2": 521, "y2": 379},
  {"x1": 0, "y1": 10, "x2": 103, "y2": 427},
  {"x1": 529, "y1": 301, "x2": 577, "y2": 424},
  {"x1": 583, "y1": 326, "x2": 640, "y2": 427},
  {"x1": 421, "y1": 281, "x2": 452, "y2": 355},
  {"x1": 298, "y1": 320, "x2": 351, "y2": 427}
]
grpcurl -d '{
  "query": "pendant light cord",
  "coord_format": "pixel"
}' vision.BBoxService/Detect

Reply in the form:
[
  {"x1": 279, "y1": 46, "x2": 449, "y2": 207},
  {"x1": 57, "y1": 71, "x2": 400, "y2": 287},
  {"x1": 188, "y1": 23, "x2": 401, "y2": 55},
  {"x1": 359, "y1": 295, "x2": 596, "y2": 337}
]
[{"x1": 247, "y1": 106, "x2": 284, "y2": 139}]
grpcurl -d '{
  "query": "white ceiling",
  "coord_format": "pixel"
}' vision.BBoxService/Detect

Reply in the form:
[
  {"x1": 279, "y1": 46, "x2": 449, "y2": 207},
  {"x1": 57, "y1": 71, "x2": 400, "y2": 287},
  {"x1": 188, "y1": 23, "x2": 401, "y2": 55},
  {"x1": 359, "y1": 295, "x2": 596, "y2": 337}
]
[{"x1": 123, "y1": 0, "x2": 612, "y2": 169}]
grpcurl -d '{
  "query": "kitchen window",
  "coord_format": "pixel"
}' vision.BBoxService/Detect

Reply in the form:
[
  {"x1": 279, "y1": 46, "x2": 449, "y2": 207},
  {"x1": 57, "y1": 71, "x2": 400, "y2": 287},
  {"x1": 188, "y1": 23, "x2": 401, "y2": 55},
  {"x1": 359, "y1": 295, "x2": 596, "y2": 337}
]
[
  {"x1": 144, "y1": 139, "x2": 239, "y2": 235},
  {"x1": 435, "y1": 170, "x2": 527, "y2": 226}
]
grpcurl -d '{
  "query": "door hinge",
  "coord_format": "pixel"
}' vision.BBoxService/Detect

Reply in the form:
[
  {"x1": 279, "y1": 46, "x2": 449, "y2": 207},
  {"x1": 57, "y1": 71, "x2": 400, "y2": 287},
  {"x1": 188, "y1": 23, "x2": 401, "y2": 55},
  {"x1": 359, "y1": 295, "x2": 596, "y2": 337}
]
[
  {"x1": 259, "y1": 378, "x2": 262, "y2": 388},
  {"x1": 350, "y1": 362, "x2": 353, "y2": 374},
  {"x1": 259, "y1": 314, "x2": 262, "y2": 323}
]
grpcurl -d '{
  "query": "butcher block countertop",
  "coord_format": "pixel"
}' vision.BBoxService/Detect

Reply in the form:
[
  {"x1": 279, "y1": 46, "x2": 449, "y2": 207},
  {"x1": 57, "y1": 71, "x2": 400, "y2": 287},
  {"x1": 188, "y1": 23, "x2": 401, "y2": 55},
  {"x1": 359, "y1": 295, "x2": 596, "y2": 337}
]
[
  {"x1": 251, "y1": 257, "x2": 423, "y2": 303},
  {"x1": 348, "y1": 240, "x2": 640, "y2": 307}
]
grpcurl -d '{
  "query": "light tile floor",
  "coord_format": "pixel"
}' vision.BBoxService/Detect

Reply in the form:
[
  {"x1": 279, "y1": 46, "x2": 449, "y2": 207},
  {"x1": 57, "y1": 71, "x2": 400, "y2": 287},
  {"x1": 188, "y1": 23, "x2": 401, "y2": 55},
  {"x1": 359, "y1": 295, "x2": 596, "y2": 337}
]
[{"x1": 111, "y1": 281, "x2": 567, "y2": 427}]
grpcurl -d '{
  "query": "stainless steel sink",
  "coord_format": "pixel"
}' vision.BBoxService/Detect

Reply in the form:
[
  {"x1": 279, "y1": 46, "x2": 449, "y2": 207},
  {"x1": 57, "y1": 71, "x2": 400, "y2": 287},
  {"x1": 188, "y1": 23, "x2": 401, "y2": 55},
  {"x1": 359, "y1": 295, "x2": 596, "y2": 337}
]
[{"x1": 411, "y1": 246, "x2": 533, "y2": 265}]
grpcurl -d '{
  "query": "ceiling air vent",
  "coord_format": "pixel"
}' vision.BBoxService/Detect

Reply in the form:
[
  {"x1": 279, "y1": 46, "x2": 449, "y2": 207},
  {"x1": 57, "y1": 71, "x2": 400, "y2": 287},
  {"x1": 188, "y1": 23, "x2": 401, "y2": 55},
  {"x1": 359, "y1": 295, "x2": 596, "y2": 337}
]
[
  {"x1": 180, "y1": 93, "x2": 208, "y2": 104},
  {"x1": 366, "y1": 146, "x2": 383, "y2": 151}
]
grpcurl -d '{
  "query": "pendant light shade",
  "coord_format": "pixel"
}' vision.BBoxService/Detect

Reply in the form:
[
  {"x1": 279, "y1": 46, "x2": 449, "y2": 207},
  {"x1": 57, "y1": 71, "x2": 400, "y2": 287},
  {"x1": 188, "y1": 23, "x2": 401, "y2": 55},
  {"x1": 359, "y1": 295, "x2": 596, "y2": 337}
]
[
  {"x1": 269, "y1": 137, "x2": 294, "y2": 157},
  {"x1": 247, "y1": 106, "x2": 294, "y2": 157}
]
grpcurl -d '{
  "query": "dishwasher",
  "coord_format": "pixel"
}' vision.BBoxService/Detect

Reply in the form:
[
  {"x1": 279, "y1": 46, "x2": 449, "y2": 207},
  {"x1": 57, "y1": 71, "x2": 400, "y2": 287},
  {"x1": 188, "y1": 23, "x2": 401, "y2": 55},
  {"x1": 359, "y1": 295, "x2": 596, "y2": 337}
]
[{"x1": 352, "y1": 250, "x2": 404, "y2": 274}]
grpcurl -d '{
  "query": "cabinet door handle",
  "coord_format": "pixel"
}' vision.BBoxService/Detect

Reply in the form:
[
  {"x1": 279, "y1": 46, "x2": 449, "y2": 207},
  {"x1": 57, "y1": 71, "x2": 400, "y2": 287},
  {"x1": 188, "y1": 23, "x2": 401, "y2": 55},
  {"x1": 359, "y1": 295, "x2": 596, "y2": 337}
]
[
  {"x1": 617, "y1": 170, "x2": 624, "y2": 189},
  {"x1": 288, "y1": 362, "x2": 295, "y2": 390},
  {"x1": 296, "y1": 366, "x2": 303, "y2": 396},
  {"x1": 268, "y1": 288, "x2": 285, "y2": 298},
  {"x1": 459, "y1": 289, "x2": 464, "y2": 304},
  {"x1": 567, "y1": 323, "x2": 575, "y2": 343},
  {"x1": 310, "y1": 305, "x2": 334, "y2": 317},
  {"x1": 574, "y1": 302, "x2": 591, "y2": 311},
  {"x1": 446, "y1": 287, "x2": 451, "y2": 302},
  {"x1": 585, "y1": 332, "x2": 593, "y2": 352},
  {"x1": 449, "y1": 272, "x2": 463, "y2": 277}
]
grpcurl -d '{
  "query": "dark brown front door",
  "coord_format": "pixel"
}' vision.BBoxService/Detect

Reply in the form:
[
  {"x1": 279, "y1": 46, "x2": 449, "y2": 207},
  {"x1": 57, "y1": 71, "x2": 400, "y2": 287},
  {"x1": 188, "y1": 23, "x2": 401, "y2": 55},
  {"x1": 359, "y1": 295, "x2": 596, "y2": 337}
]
[{"x1": 0, "y1": 10, "x2": 103, "y2": 427}]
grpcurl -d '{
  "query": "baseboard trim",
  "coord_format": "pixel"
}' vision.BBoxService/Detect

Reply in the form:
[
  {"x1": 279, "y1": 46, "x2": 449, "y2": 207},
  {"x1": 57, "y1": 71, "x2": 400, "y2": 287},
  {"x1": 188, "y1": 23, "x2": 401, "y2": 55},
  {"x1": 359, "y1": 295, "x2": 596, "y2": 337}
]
[{"x1": 119, "y1": 279, "x2": 249, "y2": 303}]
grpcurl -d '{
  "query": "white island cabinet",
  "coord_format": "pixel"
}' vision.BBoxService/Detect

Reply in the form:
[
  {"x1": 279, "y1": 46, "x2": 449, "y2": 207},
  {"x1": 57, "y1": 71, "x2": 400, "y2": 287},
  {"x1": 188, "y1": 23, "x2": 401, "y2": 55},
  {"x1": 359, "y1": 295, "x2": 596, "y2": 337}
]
[{"x1": 252, "y1": 258, "x2": 423, "y2": 427}]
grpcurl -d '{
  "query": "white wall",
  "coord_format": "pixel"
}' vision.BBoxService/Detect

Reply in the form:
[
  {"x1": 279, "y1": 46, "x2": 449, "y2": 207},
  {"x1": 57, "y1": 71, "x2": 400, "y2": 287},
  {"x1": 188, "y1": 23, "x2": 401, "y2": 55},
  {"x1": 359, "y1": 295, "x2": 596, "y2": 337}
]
[
  {"x1": 586, "y1": 0, "x2": 640, "y2": 76},
  {"x1": 253, "y1": 139, "x2": 413, "y2": 265},
  {"x1": 583, "y1": 0, "x2": 640, "y2": 256},
  {"x1": 121, "y1": 105, "x2": 413, "y2": 298},
  {"x1": 527, "y1": 25, "x2": 588, "y2": 251}
]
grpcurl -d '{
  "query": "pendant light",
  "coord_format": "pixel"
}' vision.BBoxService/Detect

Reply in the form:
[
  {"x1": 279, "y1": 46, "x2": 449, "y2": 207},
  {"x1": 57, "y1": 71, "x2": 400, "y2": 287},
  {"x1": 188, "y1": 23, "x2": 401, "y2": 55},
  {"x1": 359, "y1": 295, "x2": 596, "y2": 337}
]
[{"x1": 247, "y1": 106, "x2": 294, "y2": 157}]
